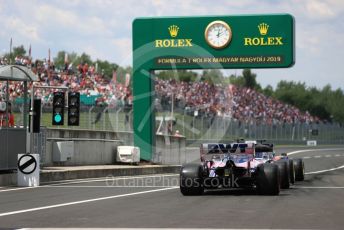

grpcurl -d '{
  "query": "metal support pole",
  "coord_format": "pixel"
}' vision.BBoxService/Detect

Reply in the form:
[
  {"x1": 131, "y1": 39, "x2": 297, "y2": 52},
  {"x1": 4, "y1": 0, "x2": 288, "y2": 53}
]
[
  {"x1": 182, "y1": 113, "x2": 185, "y2": 137},
  {"x1": 6, "y1": 80, "x2": 9, "y2": 125},
  {"x1": 23, "y1": 81, "x2": 28, "y2": 128},
  {"x1": 115, "y1": 107, "x2": 122, "y2": 132},
  {"x1": 171, "y1": 92, "x2": 174, "y2": 131},
  {"x1": 102, "y1": 107, "x2": 108, "y2": 130},
  {"x1": 88, "y1": 106, "x2": 95, "y2": 129},
  {"x1": 192, "y1": 115, "x2": 195, "y2": 140},
  {"x1": 128, "y1": 109, "x2": 133, "y2": 131},
  {"x1": 29, "y1": 84, "x2": 34, "y2": 154}
]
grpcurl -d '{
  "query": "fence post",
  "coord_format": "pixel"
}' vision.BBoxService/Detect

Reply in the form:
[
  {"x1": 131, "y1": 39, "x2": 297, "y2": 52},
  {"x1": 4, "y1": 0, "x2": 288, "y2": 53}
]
[
  {"x1": 88, "y1": 106, "x2": 95, "y2": 129},
  {"x1": 102, "y1": 107, "x2": 109, "y2": 130},
  {"x1": 115, "y1": 107, "x2": 122, "y2": 132},
  {"x1": 128, "y1": 109, "x2": 133, "y2": 131},
  {"x1": 201, "y1": 115, "x2": 204, "y2": 139}
]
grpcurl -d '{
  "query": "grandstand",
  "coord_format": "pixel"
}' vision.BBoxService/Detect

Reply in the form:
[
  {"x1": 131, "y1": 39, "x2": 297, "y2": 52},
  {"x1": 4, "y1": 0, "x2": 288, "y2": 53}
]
[
  {"x1": 1, "y1": 54, "x2": 321, "y2": 124},
  {"x1": 1, "y1": 56, "x2": 340, "y2": 145}
]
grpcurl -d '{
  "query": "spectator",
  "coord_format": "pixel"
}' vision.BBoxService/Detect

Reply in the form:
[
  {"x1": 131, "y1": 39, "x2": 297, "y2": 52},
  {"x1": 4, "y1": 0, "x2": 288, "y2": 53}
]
[
  {"x1": 174, "y1": 130, "x2": 182, "y2": 137},
  {"x1": 0, "y1": 102, "x2": 14, "y2": 127}
]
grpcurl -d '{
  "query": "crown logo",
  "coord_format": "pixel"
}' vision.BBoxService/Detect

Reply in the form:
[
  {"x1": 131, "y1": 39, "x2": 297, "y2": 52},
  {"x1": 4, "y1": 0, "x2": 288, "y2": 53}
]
[
  {"x1": 168, "y1": 25, "x2": 179, "y2": 38},
  {"x1": 258, "y1": 23, "x2": 269, "y2": 35}
]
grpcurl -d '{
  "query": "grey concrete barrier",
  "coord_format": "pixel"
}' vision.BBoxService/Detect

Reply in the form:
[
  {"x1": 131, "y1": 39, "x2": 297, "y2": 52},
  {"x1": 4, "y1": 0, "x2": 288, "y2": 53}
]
[{"x1": 0, "y1": 165, "x2": 181, "y2": 186}]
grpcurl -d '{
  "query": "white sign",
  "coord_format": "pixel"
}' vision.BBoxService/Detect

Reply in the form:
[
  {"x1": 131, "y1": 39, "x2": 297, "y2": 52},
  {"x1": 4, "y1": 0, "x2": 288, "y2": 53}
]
[
  {"x1": 17, "y1": 154, "x2": 40, "y2": 187},
  {"x1": 307, "y1": 140, "x2": 317, "y2": 146}
]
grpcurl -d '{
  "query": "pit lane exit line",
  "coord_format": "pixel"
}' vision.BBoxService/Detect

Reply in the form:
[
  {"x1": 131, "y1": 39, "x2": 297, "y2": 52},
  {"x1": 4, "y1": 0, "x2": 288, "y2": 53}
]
[
  {"x1": 287, "y1": 148, "x2": 344, "y2": 156},
  {"x1": 301, "y1": 154, "x2": 344, "y2": 159},
  {"x1": 0, "y1": 187, "x2": 178, "y2": 217},
  {"x1": 296, "y1": 186, "x2": 344, "y2": 189},
  {"x1": 0, "y1": 174, "x2": 179, "y2": 193},
  {"x1": 305, "y1": 164, "x2": 344, "y2": 175}
]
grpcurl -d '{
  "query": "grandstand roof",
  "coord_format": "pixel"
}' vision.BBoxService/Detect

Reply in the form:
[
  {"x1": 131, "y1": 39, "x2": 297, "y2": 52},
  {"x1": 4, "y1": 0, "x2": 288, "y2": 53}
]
[{"x1": 0, "y1": 65, "x2": 38, "y2": 81}]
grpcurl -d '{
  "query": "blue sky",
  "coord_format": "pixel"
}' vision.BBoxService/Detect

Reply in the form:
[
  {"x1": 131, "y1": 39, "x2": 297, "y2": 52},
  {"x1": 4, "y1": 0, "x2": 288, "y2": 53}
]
[{"x1": 0, "y1": 0, "x2": 343, "y2": 90}]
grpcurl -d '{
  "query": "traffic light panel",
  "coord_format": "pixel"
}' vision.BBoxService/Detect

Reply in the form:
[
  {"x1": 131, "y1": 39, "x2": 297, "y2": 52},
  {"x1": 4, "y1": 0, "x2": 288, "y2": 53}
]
[
  {"x1": 68, "y1": 92, "x2": 80, "y2": 126},
  {"x1": 52, "y1": 92, "x2": 65, "y2": 125},
  {"x1": 29, "y1": 99, "x2": 41, "y2": 133},
  {"x1": 32, "y1": 99, "x2": 41, "y2": 133}
]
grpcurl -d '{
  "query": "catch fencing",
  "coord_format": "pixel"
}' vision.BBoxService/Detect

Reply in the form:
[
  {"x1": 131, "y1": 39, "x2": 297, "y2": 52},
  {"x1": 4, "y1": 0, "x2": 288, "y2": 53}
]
[{"x1": 11, "y1": 101, "x2": 344, "y2": 145}]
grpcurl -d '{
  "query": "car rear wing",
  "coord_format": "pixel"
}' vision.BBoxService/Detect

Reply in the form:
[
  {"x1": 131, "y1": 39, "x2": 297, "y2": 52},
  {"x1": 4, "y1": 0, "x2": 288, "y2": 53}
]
[{"x1": 201, "y1": 143, "x2": 255, "y2": 161}]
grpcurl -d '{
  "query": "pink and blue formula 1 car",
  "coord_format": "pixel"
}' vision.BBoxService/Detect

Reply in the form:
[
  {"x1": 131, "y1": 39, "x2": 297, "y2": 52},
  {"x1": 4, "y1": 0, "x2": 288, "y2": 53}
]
[{"x1": 180, "y1": 142, "x2": 279, "y2": 196}]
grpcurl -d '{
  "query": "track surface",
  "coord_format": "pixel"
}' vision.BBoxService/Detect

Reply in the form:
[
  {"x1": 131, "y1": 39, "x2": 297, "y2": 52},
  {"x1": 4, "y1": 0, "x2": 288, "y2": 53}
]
[{"x1": 1, "y1": 147, "x2": 344, "y2": 229}]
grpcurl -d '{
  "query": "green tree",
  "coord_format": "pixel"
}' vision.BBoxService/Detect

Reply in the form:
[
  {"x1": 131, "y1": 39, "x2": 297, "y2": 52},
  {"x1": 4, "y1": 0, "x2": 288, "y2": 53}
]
[
  {"x1": 227, "y1": 74, "x2": 245, "y2": 87},
  {"x1": 95, "y1": 59, "x2": 118, "y2": 80},
  {"x1": 53, "y1": 50, "x2": 68, "y2": 70},
  {"x1": 201, "y1": 69, "x2": 223, "y2": 84},
  {"x1": 3, "y1": 45, "x2": 27, "y2": 64},
  {"x1": 242, "y1": 69, "x2": 258, "y2": 89},
  {"x1": 272, "y1": 81, "x2": 344, "y2": 123},
  {"x1": 263, "y1": 85, "x2": 274, "y2": 97},
  {"x1": 274, "y1": 81, "x2": 313, "y2": 109},
  {"x1": 330, "y1": 89, "x2": 344, "y2": 123},
  {"x1": 13, "y1": 45, "x2": 26, "y2": 57},
  {"x1": 75, "y1": 52, "x2": 92, "y2": 66}
]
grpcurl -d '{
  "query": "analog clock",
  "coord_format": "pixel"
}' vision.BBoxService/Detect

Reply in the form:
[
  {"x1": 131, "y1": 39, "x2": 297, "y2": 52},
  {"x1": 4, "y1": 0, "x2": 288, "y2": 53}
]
[{"x1": 204, "y1": 20, "x2": 232, "y2": 49}]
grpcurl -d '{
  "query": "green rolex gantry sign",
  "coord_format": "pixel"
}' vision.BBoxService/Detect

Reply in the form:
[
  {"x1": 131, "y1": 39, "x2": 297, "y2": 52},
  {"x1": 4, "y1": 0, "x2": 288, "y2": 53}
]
[{"x1": 133, "y1": 14, "x2": 295, "y2": 160}]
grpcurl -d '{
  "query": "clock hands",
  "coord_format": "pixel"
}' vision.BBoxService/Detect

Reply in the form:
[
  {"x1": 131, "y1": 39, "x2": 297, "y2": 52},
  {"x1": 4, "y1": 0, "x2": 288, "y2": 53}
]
[{"x1": 216, "y1": 28, "x2": 224, "y2": 38}]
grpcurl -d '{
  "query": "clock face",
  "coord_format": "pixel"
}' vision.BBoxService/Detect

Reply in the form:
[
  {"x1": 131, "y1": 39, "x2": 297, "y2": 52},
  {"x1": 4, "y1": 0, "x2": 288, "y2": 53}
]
[{"x1": 205, "y1": 21, "x2": 232, "y2": 49}]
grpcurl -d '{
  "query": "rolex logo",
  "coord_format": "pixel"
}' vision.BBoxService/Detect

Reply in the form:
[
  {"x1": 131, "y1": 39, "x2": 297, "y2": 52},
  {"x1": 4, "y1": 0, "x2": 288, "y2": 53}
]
[
  {"x1": 155, "y1": 25, "x2": 192, "y2": 48},
  {"x1": 258, "y1": 23, "x2": 269, "y2": 35},
  {"x1": 244, "y1": 22, "x2": 282, "y2": 46},
  {"x1": 168, "y1": 25, "x2": 179, "y2": 37}
]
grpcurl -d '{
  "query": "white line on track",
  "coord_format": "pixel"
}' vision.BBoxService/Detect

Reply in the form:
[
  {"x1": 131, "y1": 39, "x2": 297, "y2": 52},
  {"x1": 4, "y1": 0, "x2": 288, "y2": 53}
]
[
  {"x1": 45, "y1": 185, "x2": 177, "y2": 188},
  {"x1": 51, "y1": 173, "x2": 179, "y2": 186},
  {"x1": 16, "y1": 229, "x2": 310, "y2": 230},
  {"x1": 306, "y1": 164, "x2": 344, "y2": 174},
  {"x1": 335, "y1": 154, "x2": 341, "y2": 157},
  {"x1": 0, "y1": 174, "x2": 179, "y2": 193},
  {"x1": 0, "y1": 187, "x2": 38, "y2": 193},
  {"x1": 297, "y1": 186, "x2": 344, "y2": 189},
  {"x1": 288, "y1": 148, "x2": 344, "y2": 156},
  {"x1": 303, "y1": 156, "x2": 311, "y2": 159},
  {"x1": 314, "y1": 155, "x2": 321, "y2": 158},
  {"x1": 325, "y1": 155, "x2": 332, "y2": 157},
  {"x1": 0, "y1": 187, "x2": 178, "y2": 217}
]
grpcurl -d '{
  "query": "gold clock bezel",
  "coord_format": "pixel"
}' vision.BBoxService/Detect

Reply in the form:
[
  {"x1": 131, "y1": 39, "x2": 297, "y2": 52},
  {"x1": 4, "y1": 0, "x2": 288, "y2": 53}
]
[{"x1": 204, "y1": 20, "x2": 232, "y2": 49}]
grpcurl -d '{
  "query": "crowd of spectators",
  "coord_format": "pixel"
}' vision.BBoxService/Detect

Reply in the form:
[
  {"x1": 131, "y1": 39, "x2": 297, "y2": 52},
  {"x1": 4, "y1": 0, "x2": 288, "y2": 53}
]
[
  {"x1": 0, "y1": 56, "x2": 132, "y2": 110},
  {"x1": 231, "y1": 86, "x2": 319, "y2": 125},
  {"x1": 155, "y1": 78, "x2": 232, "y2": 117},
  {"x1": 1, "y1": 56, "x2": 319, "y2": 125},
  {"x1": 155, "y1": 78, "x2": 320, "y2": 125}
]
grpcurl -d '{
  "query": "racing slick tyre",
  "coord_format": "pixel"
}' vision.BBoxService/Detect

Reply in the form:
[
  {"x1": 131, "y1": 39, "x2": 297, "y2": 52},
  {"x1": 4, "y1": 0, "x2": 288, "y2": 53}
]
[
  {"x1": 180, "y1": 163, "x2": 204, "y2": 196},
  {"x1": 294, "y1": 158, "x2": 305, "y2": 181},
  {"x1": 288, "y1": 159, "x2": 295, "y2": 184},
  {"x1": 276, "y1": 160, "x2": 290, "y2": 189},
  {"x1": 256, "y1": 163, "x2": 280, "y2": 195}
]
